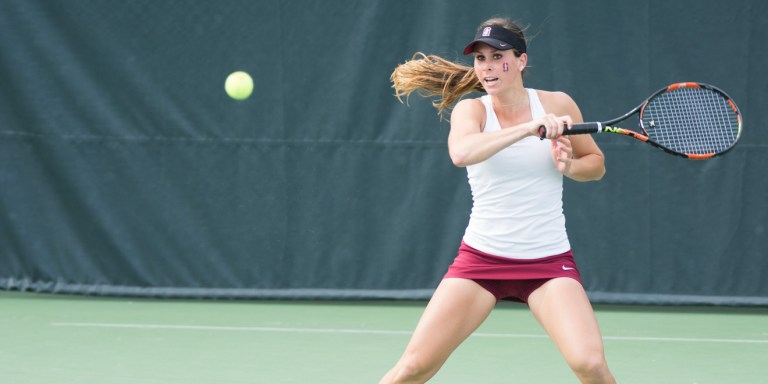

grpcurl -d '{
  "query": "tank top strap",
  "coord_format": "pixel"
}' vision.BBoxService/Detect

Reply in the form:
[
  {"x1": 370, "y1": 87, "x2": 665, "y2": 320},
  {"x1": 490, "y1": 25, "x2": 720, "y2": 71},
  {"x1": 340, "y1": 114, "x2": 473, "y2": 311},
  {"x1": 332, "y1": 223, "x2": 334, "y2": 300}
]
[
  {"x1": 479, "y1": 95, "x2": 501, "y2": 133},
  {"x1": 527, "y1": 88, "x2": 546, "y2": 119}
]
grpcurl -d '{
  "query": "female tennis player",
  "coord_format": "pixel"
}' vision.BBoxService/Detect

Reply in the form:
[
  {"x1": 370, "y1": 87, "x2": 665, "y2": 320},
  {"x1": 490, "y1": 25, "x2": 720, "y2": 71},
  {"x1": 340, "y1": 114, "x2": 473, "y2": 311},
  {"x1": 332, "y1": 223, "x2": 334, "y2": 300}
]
[{"x1": 380, "y1": 18, "x2": 616, "y2": 383}]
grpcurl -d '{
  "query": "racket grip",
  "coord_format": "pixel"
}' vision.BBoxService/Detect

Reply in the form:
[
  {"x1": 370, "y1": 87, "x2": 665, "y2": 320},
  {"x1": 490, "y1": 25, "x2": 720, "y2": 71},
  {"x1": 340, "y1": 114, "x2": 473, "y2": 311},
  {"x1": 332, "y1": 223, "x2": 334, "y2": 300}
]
[
  {"x1": 539, "y1": 122, "x2": 602, "y2": 139},
  {"x1": 564, "y1": 122, "x2": 602, "y2": 135}
]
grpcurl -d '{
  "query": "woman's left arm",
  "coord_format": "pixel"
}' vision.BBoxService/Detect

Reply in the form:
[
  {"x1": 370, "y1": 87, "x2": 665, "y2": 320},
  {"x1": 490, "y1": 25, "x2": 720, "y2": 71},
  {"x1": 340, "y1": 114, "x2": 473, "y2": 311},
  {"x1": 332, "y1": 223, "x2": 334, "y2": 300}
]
[{"x1": 545, "y1": 91, "x2": 606, "y2": 182}]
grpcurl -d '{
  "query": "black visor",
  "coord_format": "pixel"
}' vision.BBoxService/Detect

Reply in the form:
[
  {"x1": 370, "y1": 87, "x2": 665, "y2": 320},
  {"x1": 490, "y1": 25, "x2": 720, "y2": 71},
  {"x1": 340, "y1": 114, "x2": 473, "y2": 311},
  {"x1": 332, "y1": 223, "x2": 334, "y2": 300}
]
[{"x1": 463, "y1": 25, "x2": 527, "y2": 55}]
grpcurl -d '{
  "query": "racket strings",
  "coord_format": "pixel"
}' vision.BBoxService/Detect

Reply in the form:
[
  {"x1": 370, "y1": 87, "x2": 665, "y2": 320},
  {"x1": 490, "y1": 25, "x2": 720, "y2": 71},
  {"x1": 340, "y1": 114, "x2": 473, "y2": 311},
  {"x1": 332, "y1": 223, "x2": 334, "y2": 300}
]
[{"x1": 641, "y1": 87, "x2": 740, "y2": 155}]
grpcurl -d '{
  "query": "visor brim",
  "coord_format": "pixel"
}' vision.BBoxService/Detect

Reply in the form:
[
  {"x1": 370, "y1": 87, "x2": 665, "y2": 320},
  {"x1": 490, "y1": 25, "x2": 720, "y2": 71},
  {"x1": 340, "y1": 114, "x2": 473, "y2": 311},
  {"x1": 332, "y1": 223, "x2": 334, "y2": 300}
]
[{"x1": 463, "y1": 38, "x2": 516, "y2": 55}]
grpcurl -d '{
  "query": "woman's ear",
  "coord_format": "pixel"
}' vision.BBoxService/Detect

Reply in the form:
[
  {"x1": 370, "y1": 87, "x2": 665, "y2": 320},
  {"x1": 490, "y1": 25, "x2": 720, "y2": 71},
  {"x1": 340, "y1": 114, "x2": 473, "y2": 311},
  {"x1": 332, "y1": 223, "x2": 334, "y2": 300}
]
[{"x1": 518, "y1": 53, "x2": 528, "y2": 71}]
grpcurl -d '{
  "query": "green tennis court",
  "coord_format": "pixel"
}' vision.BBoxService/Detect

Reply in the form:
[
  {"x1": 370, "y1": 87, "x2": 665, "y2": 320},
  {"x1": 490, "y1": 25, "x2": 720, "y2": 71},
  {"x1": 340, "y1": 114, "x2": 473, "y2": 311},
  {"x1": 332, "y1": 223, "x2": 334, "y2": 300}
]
[{"x1": 2, "y1": 291, "x2": 766, "y2": 383}]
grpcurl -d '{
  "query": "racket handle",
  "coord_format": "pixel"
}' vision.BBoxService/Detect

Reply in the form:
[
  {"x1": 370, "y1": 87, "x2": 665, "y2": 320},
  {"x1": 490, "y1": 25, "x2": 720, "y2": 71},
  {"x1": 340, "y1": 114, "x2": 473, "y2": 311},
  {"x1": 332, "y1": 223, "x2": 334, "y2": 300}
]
[
  {"x1": 566, "y1": 122, "x2": 603, "y2": 135},
  {"x1": 538, "y1": 122, "x2": 603, "y2": 139}
]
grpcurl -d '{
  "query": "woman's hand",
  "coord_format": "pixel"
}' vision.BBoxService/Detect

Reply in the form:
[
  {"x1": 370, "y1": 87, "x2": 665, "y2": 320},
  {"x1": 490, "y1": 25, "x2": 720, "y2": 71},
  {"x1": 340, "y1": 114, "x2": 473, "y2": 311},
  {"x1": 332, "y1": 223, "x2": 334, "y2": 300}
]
[
  {"x1": 533, "y1": 113, "x2": 572, "y2": 140},
  {"x1": 551, "y1": 136, "x2": 574, "y2": 175}
]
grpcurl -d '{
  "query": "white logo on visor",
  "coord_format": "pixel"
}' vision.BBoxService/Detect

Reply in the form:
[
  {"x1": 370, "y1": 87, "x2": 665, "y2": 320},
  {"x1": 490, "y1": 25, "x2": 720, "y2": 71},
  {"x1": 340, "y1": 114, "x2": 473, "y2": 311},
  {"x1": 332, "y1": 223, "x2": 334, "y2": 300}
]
[{"x1": 482, "y1": 27, "x2": 492, "y2": 37}]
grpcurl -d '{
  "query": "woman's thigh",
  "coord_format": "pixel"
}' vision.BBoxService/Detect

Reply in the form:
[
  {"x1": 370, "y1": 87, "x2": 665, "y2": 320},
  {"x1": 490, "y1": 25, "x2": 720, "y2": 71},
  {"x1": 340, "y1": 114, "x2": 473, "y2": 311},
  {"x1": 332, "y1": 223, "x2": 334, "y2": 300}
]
[
  {"x1": 400, "y1": 278, "x2": 497, "y2": 367},
  {"x1": 527, "y1": 277, "x2": 607, "y2": 364}
]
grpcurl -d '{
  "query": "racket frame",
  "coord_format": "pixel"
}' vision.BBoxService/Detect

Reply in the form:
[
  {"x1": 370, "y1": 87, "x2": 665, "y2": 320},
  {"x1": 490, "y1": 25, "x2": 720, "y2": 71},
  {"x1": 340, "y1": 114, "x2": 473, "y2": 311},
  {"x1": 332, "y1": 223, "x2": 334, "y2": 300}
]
[{"x1": 541, "y1": 82, "x2": 742, "y2": 160}]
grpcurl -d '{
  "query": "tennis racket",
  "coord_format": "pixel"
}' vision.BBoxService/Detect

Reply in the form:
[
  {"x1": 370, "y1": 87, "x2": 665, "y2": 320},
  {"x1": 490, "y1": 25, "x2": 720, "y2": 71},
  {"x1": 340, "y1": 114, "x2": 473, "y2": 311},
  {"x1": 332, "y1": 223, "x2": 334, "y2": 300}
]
[{"x1": 539, "y1": 82, "x2": 742, "y2": 159}]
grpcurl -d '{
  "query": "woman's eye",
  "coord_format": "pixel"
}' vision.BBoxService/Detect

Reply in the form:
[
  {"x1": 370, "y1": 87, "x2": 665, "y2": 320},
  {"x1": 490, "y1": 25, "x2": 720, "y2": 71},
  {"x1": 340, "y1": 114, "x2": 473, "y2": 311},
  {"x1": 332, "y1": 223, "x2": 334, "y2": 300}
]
[{"x1": 493, "y1": 54, "x2": 502, "y2": 59}]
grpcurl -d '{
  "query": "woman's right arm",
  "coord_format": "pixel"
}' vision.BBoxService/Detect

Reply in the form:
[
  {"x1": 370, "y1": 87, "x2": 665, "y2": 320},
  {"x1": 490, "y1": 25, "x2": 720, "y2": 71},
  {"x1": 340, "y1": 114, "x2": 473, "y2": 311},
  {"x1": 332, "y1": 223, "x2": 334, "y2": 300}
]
[{"x1": 447, "y1": 99, "x2": 565, "y2": 167}]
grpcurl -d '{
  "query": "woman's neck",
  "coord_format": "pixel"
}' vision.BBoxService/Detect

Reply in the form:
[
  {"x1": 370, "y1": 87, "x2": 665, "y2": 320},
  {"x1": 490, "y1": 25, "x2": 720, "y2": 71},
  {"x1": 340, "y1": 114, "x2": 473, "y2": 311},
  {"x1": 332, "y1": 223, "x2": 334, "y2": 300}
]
[{"x1": 492, "y1": 85, "x2": 528, "y2": 110}]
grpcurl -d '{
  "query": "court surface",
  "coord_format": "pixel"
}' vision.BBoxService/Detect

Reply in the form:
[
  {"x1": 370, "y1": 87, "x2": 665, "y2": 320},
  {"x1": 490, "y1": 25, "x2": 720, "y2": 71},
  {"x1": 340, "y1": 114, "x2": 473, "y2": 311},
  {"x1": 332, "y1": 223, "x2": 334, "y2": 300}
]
[{"x1": 1, "y1": 291, "x2": 766, "y2": 383}]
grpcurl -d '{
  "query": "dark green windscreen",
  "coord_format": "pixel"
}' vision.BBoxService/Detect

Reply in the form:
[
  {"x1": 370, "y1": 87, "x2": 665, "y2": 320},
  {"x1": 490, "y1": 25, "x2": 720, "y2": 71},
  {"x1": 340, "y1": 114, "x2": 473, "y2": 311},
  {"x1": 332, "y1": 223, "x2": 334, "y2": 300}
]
[{"x1": 1, "y1": 0, "x2": 766, "y2": 304}]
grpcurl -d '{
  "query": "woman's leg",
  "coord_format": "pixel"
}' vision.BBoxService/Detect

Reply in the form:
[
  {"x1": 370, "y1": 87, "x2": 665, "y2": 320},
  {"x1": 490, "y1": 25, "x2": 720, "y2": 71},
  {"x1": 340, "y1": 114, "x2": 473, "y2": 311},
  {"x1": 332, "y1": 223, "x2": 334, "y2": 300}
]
[
  {"x1": 527, "y1": 277, "x2": 616, "y2": 384},
  {"x1": 379, "y1": 278, "x2": 497, "y2": 384}
]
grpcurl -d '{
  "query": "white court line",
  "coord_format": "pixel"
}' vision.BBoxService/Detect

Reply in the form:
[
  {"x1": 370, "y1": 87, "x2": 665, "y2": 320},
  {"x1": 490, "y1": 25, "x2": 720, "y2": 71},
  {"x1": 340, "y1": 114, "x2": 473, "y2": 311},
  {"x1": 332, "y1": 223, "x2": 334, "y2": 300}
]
[
  {"x1": 50, "y1": 322, "x2": 768, "y2": 345},
  {"x1": 52, "y1": 322, "x2": 412, "y2": 336}
]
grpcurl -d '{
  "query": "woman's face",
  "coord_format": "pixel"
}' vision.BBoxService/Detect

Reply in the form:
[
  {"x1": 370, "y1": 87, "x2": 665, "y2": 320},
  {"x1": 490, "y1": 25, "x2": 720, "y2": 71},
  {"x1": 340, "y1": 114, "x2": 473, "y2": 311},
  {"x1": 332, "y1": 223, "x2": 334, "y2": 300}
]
[{"x1": 473, "y1": 43, "x2": 526, "y2": 94}]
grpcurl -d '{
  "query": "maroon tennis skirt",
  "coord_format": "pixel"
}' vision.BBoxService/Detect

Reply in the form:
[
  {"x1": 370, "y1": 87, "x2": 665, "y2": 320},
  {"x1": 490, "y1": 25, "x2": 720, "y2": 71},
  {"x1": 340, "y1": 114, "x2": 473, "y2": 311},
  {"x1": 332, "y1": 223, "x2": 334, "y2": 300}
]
[{"x1": 443, "y1": 241, "x2": 582, "y2": 303}]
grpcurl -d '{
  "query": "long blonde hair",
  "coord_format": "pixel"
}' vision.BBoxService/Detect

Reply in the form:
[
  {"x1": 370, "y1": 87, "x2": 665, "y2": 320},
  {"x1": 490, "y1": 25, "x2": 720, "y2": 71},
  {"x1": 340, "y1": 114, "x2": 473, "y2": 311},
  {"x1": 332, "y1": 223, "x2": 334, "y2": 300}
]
[
  {"x1": 390, "y1": 18, "x2": 527, "y2": 119},
  {"x1": 390, "y1": 53, "x2": 481, "y2": 119}
]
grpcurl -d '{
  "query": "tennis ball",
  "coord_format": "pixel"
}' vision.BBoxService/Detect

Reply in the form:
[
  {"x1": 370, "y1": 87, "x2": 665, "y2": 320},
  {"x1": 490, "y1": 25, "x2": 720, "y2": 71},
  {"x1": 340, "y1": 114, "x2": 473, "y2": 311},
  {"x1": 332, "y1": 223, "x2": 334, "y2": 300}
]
[{"x1": 225, "y1": 71, "x2": 253, "y2": 100}]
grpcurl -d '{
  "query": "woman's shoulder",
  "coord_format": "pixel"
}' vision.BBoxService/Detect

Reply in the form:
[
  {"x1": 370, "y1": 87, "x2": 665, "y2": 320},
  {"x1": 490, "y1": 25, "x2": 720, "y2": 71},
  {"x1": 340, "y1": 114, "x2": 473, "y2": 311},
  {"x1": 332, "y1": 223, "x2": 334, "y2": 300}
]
[
  {"x1": 451, "y1": 97, "x2": 487, "y2": 128},
  {"x1": 455, "y1": 96, "x2": 487, "y2": 107},
  {"x1": 453, "y1": 97, "x2": 487, "y2": 115},
  {"x1": 532, "y1": 89, "x2": 578, "y2": 114},
  {"x1": 532, "y1": 89, "x2": 575, "y2": 103}
]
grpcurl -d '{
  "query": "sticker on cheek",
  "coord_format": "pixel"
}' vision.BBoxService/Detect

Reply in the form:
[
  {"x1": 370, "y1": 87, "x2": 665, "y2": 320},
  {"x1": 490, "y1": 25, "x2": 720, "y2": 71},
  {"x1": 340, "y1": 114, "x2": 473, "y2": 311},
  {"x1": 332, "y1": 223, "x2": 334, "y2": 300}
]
[{"x1": 503, "y1": 62, "x2": 509, "y2": 72}]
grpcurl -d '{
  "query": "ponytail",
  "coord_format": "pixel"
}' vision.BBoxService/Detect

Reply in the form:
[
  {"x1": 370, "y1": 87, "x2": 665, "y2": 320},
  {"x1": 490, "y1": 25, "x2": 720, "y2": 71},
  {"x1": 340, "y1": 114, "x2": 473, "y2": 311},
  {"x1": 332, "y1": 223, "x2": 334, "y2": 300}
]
[{"x1": 390, "y1": 53, "x2": 483, "y2": 119}]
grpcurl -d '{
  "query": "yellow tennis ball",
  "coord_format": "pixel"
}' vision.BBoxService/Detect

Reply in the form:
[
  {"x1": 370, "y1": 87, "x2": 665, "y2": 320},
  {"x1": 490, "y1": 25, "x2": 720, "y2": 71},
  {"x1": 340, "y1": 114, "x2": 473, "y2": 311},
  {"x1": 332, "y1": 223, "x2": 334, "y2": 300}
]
[{"x1": 225, "y1": 71, "x2": 253, "y2": 100}]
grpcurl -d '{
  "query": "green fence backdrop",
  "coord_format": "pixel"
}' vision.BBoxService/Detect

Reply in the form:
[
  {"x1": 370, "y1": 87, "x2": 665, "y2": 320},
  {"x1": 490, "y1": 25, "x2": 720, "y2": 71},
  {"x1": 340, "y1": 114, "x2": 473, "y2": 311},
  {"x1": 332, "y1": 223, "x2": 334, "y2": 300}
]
[{"x1": 1, "y1": 0, "x2": 766, "y2": 304}]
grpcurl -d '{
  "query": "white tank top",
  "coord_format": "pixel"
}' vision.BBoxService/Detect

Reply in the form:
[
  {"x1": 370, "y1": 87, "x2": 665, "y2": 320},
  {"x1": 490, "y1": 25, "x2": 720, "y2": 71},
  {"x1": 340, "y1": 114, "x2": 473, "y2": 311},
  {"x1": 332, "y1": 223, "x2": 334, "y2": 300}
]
[{"x1": 462, "y1": 89, "x2": 570, "y2": 259}]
